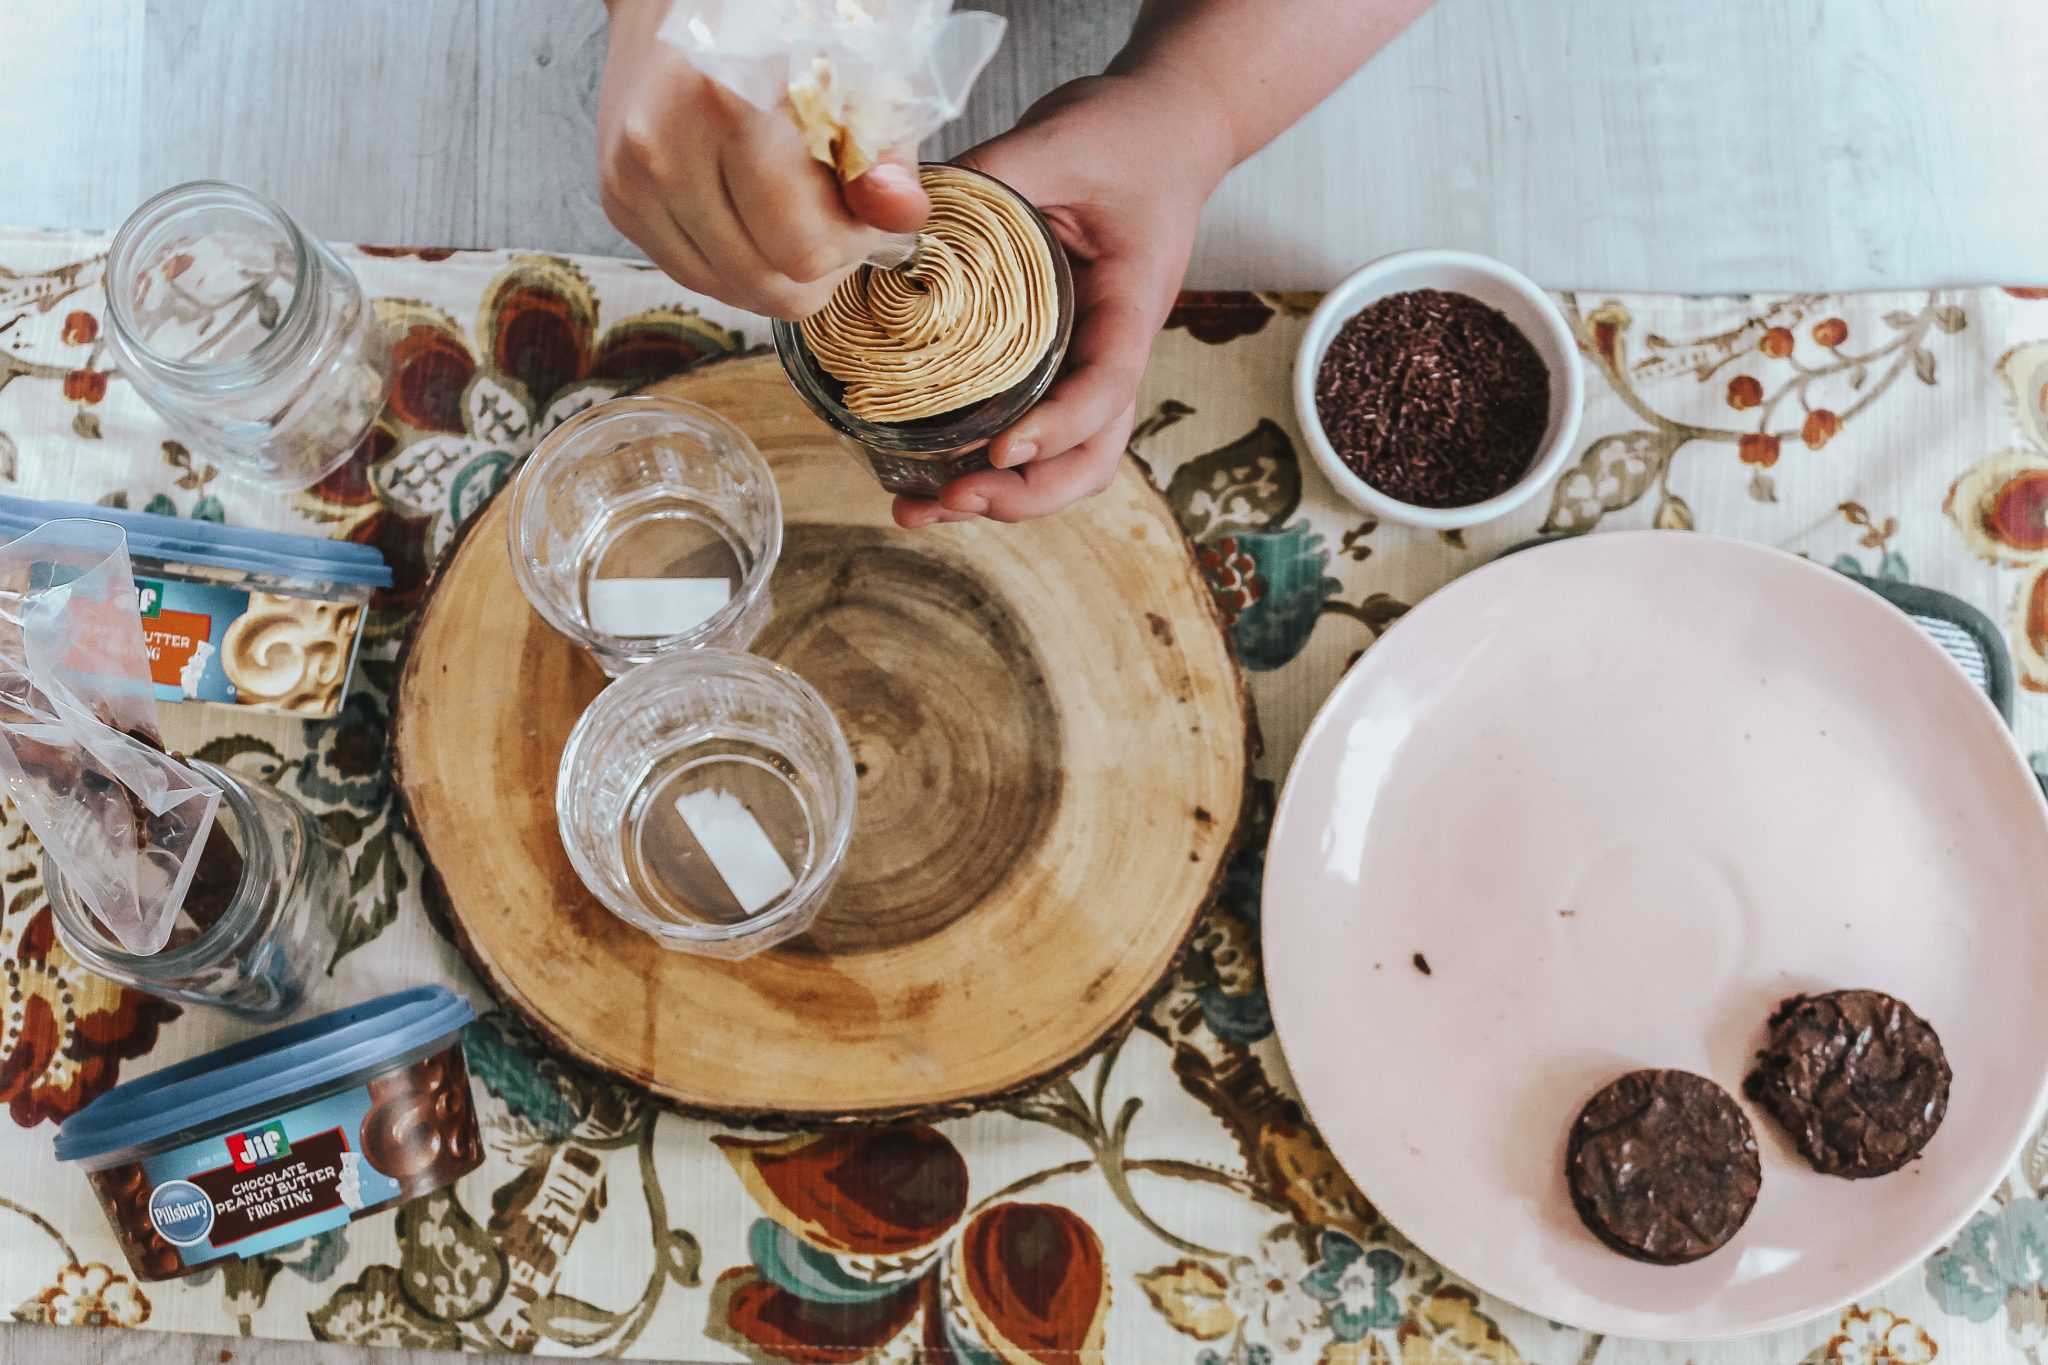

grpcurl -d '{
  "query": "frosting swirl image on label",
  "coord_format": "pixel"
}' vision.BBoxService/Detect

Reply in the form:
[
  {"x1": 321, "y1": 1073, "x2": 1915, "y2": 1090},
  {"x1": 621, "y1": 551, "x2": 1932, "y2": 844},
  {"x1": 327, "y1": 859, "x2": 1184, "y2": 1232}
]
[
  {"x1": 220, "y1": 593, "x2": 361, "y2": 715},
  {"x1": 800, "y1": 166, "x2": 1059, "y2": 424}
]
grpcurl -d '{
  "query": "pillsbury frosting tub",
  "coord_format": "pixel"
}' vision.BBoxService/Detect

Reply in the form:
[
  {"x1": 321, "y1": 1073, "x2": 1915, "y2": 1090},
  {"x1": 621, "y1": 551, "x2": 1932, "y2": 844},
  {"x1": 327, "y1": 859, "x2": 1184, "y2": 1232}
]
[{"x1": 55, "y1": 987, "x2": 481, "y2": 1281}]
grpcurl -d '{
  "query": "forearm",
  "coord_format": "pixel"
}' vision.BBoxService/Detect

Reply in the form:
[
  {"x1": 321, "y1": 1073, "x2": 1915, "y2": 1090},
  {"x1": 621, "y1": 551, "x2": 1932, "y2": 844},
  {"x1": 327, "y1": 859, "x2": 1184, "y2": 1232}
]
[{"x1": 1110, "y1": 0, "x2": 1433, "y2": 170}]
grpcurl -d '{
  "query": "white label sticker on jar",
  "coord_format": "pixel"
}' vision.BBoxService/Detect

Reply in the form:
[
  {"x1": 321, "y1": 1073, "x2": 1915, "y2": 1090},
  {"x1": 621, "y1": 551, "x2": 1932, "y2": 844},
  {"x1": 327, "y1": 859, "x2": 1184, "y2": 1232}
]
[
  {"x1": 588, "y1": 578, "x2": 731, "y2": 638},
  {"x1": 674, "y1": 788, "x2": 795, "y2": 915}
]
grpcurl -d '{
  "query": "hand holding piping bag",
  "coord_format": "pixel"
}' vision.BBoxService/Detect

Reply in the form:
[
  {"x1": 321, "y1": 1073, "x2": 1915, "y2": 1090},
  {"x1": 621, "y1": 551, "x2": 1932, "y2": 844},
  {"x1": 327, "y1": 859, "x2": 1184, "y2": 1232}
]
[
  {"x1": 601, "y1": 0, "x2": 1434, "y2": 526},
  {"x1": 598, "y1": 0, "x2": 1002, "y2": 319}
]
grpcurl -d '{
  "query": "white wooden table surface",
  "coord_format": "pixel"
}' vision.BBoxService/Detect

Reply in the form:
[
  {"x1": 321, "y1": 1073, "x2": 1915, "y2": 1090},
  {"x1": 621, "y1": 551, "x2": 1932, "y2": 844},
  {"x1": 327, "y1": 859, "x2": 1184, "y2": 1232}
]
[{"x1": 0, "y1": 1, "x2": 2044, "y2": 1361}]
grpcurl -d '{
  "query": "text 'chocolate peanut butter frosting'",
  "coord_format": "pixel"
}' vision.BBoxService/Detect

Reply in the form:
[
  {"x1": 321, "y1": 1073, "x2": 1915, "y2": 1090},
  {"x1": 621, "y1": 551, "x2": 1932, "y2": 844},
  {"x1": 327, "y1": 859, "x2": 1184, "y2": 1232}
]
[{"x1": 800, "y1": 166, "x2": 1059, "y2": 424}]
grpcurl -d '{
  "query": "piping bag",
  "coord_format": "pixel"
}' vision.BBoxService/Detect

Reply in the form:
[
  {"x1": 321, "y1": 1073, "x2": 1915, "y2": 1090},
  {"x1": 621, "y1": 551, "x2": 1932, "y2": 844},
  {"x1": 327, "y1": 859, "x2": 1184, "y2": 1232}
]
[
  {"x1": 0, "y1": 519, "x2": 220, "y2": 955},
  {"x1": 660, "y1": 0, "x2": 1006, "y2": 268}
]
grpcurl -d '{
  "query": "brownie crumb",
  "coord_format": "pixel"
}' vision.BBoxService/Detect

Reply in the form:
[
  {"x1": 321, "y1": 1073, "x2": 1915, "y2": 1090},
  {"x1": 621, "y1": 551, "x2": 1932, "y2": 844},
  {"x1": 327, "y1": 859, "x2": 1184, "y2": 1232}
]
[
  {"x1": 1412, "y1": 952, "x2": 1432, "y2": 976},
  {"x1": 1314, "y1": 288, "x2": 1550, "y2": 508}
]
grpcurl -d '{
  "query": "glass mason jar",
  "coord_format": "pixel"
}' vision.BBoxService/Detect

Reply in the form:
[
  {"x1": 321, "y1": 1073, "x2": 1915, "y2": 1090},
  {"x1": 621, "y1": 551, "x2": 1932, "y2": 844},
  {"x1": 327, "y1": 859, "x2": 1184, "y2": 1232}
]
[
  {"x1": 44, "y1": 761, "x2": 345, "y2": 1021},
  {"x1": 772, "y1": 165, "x2": 1075, "y2": 499},
  {"x1": 103, "y1": 181, "x2": 393, "y2": 491}
]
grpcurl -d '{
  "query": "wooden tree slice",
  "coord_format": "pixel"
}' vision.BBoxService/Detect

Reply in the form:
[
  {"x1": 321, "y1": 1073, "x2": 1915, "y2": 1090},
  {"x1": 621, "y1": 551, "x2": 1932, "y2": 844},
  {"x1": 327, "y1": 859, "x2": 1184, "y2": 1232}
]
[{"x1": 394, "y1": 354, "x2": 1252, "y2": 1122}]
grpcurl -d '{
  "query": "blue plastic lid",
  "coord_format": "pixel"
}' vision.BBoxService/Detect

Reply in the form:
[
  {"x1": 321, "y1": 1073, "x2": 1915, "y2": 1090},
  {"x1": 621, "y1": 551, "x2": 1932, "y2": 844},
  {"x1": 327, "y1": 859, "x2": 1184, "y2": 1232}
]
[
  {"x1": 0, "y1": 495, "x2": 392, "y2": 588},
  {"x1": 54, "y1": 986, "x2": 473, "y2": 1164}
]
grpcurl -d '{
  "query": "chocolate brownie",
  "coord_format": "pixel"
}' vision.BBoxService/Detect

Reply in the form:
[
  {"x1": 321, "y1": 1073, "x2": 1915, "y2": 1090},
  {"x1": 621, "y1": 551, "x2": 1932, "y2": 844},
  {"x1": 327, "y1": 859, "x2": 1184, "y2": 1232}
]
[
  {"x1": 1566, "y1": 1069, "x2": 1762, "y2": 1265},
  {"x1": 1744, "y1": 989, "x2": 1950, "y2": 1178}
]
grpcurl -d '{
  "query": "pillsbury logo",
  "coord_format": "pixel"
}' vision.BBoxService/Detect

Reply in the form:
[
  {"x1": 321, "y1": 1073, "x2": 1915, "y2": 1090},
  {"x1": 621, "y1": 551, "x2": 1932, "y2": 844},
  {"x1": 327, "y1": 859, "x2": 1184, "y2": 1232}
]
[{"x1": 147, "y1": 1180, "x2": 213, "y2": 1246}]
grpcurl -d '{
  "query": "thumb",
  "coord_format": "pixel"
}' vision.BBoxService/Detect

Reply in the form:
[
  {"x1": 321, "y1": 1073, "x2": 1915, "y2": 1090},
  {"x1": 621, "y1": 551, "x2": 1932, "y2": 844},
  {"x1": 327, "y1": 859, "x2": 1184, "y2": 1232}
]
[{"x1": 842, "y1": 155, "x2": 930, "y2": 235}]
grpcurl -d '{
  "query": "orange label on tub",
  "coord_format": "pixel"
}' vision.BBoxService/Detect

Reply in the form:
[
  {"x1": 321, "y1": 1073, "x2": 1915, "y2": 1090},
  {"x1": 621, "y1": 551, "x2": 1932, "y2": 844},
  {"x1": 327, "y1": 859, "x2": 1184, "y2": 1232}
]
[{"x1": 142, "y1": 609, "x2": 213, "y2": 686}]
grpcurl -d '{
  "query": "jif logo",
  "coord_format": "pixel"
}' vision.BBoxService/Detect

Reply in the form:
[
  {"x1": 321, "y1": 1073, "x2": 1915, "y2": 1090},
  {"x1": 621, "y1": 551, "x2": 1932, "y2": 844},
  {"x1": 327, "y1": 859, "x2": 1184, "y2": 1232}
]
[{"x1": 226, "y1": 1121, "x2": 290, "y2": 1171}]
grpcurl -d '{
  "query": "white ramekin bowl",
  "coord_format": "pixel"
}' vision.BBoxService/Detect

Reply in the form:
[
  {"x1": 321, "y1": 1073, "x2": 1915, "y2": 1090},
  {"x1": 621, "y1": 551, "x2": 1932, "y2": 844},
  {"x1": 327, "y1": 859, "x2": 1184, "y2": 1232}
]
[{"x1": 1293, "y1": 249, "x2": 1585, "y2": 530}]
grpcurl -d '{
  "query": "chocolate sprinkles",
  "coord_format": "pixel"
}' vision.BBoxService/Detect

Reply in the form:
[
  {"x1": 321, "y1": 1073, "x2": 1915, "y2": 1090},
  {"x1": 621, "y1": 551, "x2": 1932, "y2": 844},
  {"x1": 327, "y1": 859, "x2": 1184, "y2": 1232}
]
[{"x1": 1314, "y1": 288, "x2": 1550, "y2": 508}]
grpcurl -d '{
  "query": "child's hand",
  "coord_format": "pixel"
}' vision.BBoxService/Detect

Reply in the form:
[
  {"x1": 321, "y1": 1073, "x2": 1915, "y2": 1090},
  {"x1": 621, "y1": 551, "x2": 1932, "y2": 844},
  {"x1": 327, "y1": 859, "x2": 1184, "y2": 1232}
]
[
  {"x1": 596, "y1": 0, "x2": 930, "y2": 321},
  {"x1": 895, "y1": 73, "x2": 1233, "y2": 528}
]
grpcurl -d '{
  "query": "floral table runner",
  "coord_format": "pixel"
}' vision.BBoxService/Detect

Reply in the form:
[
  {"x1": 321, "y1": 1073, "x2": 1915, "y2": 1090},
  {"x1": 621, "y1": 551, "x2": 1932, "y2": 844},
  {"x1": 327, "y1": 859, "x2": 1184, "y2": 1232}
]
[{"x1": 1, "y1": 226, "x2": 2046, "y2": 1363}]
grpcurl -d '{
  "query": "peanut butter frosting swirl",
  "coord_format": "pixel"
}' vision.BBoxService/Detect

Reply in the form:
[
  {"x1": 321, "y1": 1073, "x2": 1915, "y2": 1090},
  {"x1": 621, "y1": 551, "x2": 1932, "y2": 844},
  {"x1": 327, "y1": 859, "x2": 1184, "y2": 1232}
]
[
  {"x1": 801, "y1": 166, "x2": 1058, "y2": 423},
  {"x1": 220, "y1": 594, "x2": 362, "y2": 717}
]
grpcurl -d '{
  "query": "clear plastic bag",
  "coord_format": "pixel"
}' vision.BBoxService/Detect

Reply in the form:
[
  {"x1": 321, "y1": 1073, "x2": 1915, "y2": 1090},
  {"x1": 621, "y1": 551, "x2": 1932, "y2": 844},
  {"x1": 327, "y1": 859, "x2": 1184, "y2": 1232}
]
[
  {"x1": 662, "y1": 0, "x2": 1005, "y2": 179},
  {"x1": 0, "y1": 519, "x2": 220, "y2": 955}
]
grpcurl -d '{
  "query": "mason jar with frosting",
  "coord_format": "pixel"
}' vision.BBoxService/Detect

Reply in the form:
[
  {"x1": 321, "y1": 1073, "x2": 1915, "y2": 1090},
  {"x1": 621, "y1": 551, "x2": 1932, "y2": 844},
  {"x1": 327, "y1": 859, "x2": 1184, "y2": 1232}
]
[
  {"x1": 773, "y1": 164, "x2": 1075, "y2": 499},
  {"x1": 0, "y1": 496, "x2": 390, "y2": 721}
]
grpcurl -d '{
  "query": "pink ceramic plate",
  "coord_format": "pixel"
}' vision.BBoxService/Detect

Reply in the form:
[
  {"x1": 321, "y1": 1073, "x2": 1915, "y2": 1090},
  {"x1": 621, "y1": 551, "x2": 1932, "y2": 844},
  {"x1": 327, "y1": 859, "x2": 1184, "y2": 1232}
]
[{"x1": 1263, "y1": 532, "x2": 2048, "y2": 1340}]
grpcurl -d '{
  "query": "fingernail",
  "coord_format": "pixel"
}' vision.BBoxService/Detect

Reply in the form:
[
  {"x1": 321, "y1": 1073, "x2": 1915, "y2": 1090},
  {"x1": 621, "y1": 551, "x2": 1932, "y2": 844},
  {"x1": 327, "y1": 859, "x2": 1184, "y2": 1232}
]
[
  {"x1": 957, "y1": 495, "x2": 989, "y2": 515},
  {"x1": 863, "y1": 163, "x2": 917, "y2": 192},
  {"x1": 1000, "y1": 440, "x2": 1037, "y2": 469}
]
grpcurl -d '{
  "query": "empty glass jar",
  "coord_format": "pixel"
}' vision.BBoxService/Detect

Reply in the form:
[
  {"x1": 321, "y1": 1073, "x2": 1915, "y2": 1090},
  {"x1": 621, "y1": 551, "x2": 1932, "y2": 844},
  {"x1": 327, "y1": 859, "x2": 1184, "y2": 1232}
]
[
  {"x1": 555, "y1": 650, "x2": 857, "y2": 958},
  {"x1": 102, "y1": 180, "x2": 392, "y2": 490},
  {"x1": 509, "y1": 395, "x2": 783, "y2": 676},
  {"x1": 43, "y1": 761, "x2": 345, "y2": 1021}
]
